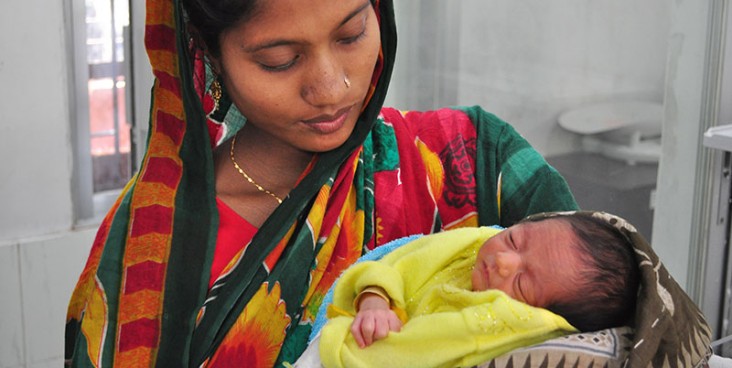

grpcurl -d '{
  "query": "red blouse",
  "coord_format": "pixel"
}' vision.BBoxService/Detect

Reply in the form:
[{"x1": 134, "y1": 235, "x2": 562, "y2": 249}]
[{"x1": 210, "y1": 198, "x2": 257, "y2": 288}]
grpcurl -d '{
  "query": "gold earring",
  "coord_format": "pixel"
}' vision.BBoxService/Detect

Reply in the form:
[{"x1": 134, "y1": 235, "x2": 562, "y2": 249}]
[
  {"x1": 210, "y1": 78, "x2": 222, "y2": 112},
  {"x1": 344, "y1": 76, "x2": 351, "y2": 88}
]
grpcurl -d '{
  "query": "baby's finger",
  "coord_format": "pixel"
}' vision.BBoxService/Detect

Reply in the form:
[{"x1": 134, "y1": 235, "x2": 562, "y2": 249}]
[
  {"x1": 359, "y1": 316, "x2": 377, "y2": 347},
  {"x1": 363, "y1": 317, "x2": 377, "y2": 346},
  {"x1": 373, "y1": 319, "x2": 390, "y2": 340},
  {"x1": 351, "y1": 315, "x2": 367, "y2": 348},
  {"x1": 388, "y1": 315, "x2": 402, "y2": 332}
]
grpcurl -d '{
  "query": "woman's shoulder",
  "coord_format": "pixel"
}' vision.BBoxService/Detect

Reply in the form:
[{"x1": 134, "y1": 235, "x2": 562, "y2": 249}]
[
  {"x1": 379, "y1": 105, "x2": 468, "y2": 121},
  {"x1": 379, "y1": 105, "x2": 508, "y2": 129},
  {"x1": 376, "y1": 105, "x2": 514, "y2": 148}
]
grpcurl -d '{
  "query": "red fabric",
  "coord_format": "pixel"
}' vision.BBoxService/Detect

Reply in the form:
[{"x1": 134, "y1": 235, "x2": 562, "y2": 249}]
[
  {"x1": 155, "y1": 110, "x2": 186, "y2": 146},
  {"x1": 370, "y1": 108, "x2": 479, "y2": 246},
  {"x1": 140, "y1": 157, "x2": 183, "y2": 189},
  {"x1": 118, "y1": 318, "x2": 160, "y2": 352},
  {"x1": 210, "y1": 198, "x2": 258, "y2": 288},
  {"x1": 130, "y1": 205, "x2": 174, "y2": 237},
  {"x1": 144, "y1": 24, "x2": 176, "y2": 51},
  {"x1": 124, "y1": 261, "x2": 166, "y2": 294}
]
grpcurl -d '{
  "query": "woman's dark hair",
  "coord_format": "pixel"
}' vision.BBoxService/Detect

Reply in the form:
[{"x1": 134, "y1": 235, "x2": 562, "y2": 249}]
[
  {"x1": 180, "y1": 0, "x2": 261, "y2": 57},
  {"x1": 525, "y1": 213, "x2": 640, "y2": 332}
]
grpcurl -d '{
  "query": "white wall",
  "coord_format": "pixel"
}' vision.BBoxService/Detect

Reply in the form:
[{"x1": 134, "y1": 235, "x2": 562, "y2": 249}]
[
  {"x1": 0, "y1": 0, "x2": 75, "y2": 239},
  {"x1": 388, "y1": 0, "x2": 670, "y2": 156},
  {"x1": 0, "y1": 232, "x2": 95, "y2": 368},
  {"x1": 0, "y1": 0, "x2": 96, "y2": 366}
]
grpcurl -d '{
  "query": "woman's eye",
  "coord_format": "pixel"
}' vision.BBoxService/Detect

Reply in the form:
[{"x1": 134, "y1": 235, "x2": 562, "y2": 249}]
[
  {"x1": 259, "y1": 55, "x2": 300, "y2": 72},
  {"x1": 339, "y1": 29, "x2": 366, "y2": 45},
  {"x1": 339, "y1": 15, "x2": 367, "y2": 45}
]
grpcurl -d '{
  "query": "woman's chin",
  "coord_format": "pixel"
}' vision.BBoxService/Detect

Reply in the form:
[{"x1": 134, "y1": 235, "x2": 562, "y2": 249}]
[{"x1": 297, "y1": 127, "x2": 357, "y2": 153}]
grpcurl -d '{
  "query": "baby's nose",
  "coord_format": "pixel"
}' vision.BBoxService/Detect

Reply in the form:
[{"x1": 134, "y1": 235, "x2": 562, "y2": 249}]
[{"x1": 496, "y1": 251, "x2": 521, "y2": 278}]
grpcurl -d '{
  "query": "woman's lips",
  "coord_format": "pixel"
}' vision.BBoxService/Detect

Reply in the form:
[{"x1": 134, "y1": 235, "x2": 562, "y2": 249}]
[{"x1": 301, "y1": 106, "x2": 352, "y2": 134}]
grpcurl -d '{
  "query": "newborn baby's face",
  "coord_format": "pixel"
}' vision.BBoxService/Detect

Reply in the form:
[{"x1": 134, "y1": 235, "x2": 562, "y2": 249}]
[{"x1": 471, "y1": 219, "x2": 585, "y2": 308}]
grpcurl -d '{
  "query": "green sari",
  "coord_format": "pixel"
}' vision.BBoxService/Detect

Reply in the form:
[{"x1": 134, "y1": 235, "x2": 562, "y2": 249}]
[{"x1": 64, "y1": 0, "x2": 578, "y2": 366}]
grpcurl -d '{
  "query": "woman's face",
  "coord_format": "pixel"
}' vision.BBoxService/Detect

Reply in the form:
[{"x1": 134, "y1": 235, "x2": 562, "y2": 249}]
[
  {"x1": 471, "y1": 219, "x2": 587, "y2": 308},
  {"x1": 212, "y1": 0, "x2": 381, "y2": 153}
]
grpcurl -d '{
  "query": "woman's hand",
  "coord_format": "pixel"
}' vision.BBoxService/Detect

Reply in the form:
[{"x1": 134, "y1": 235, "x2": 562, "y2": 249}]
[{"x1": 351, "y1": 294, "x2": 402, "y2": 348}]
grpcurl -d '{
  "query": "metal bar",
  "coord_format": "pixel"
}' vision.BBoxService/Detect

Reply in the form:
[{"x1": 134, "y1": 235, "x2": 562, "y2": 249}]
[
  {"x1": 110, "y1": 0, "x2": 121, "y2": 157},
  {"x1": 688, "y1": 0, "x2": 728, "y2": 305},
  {"x1": 711, "y1": 333, "x2": 732, "y2": 348}
]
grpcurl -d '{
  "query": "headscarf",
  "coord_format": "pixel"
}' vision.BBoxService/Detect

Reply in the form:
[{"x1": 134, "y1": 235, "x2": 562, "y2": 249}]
[{"x1": 65, "y1": 0, "x2": 397, "y2": 366}]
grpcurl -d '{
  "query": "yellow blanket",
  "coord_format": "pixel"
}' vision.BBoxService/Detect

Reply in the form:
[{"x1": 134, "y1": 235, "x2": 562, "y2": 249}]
[{"x1": 320, "y1": 227, "x2": 576, "y2": 368}]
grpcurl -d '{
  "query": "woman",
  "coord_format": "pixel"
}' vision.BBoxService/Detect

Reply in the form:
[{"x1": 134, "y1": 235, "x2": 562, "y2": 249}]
[{"x1": 65, "y1": 0, "x2": 577, "y2": 366}]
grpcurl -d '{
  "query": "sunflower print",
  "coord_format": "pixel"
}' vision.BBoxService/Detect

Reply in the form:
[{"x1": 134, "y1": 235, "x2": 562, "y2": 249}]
[{"x1": 205, "y1": 282, "x2": 291, "y2": 368}]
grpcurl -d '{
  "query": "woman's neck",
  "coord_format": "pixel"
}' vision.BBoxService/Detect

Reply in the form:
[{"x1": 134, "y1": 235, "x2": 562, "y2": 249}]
[
  {"x1": 232, "y1": 125, "x2": 314, "y2": 183},
  {"x1": 213, "y1": 126, "x2": 314, "y2": 227}
]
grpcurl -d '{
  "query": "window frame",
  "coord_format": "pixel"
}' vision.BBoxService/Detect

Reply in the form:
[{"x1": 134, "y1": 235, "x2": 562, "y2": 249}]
[{"x1": 68, "y1": 0, "x2": 150, "y2": 226}]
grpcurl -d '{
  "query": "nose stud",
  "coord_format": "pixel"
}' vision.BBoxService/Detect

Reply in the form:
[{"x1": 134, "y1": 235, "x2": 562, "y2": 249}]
[{"x1": 344, "y1": 76, "x2": 351, "y2": 88}]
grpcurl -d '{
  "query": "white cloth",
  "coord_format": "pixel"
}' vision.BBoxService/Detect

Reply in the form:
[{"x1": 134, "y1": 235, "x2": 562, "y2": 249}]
[
  {"x1": 293, "y1": 334, "x2": 324, "y2": 368},
  {"x1": 710, "y1": 354, "x2": 732, "y2": 368}
]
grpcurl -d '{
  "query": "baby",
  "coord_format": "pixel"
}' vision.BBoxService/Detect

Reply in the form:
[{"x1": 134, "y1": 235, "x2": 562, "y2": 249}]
[{"x1": 310, "y1": 212, "x2": 639, "y2": 368}]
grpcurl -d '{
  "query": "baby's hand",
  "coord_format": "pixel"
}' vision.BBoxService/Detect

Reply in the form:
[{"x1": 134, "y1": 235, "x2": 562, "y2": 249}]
[{"x1": 351, "y1": 294, "x2": 402, "y2": 348}]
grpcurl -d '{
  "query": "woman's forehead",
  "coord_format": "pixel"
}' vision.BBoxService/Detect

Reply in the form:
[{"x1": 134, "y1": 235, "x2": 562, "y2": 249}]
[{"x1": 233, "y1": 0, "x2": 372, "y2": 36}]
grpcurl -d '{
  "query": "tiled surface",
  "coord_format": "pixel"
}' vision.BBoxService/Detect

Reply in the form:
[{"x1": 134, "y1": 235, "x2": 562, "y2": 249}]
[
  {"x1": 0, "y1": 244, "x2": 24, "y2": 368},
  {"x1": 19, "y1": 230, "x2": 95, "y2": 366}
]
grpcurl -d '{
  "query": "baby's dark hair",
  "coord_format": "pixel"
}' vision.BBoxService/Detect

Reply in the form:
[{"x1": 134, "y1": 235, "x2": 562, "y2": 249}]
[{"x1": 525, "y1": 213, "x2": 639, "y2": 332}]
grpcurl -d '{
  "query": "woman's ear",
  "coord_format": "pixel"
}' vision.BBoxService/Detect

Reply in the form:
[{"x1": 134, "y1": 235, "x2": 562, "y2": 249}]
[
  {"x1": 186, "y1": 23, "x2": 222, "y2": 73},
  {"x1": 208, "y1": 56, "x2": 223, "y2": 76},
  {"x1": 187, "y1": 23, "x2": 204, "y2": 49}
]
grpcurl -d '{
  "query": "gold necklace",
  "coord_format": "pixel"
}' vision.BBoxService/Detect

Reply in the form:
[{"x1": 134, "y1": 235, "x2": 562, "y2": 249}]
[{"x1": 229, "y1": 134, "x2": 284, "y2": 204}]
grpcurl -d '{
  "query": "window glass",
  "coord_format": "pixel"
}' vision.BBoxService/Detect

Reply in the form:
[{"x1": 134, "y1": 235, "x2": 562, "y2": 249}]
[{"x1": 85, "y1": 0, "x2": 131, "y2": 192}]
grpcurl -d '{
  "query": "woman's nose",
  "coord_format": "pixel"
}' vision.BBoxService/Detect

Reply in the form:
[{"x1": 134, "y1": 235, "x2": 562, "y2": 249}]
[
  {"x1": 301, "y1": 51, "x2": 348, "y2": 107},
  {"x1": 495, "y1": 251, "x2": 522, "y2": 278}
]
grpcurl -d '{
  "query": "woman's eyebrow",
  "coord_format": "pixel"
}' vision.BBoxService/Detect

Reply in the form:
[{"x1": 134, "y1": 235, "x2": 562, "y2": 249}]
[
  {"x1": 242, "y1": 1, "x2": 371, "y2": 53},
  {"x1": 339, "y1": 1, "x2": 371, "y2": 27},
  {"x1": 243, "y1": 39, "x2": 298, "y2": 53}
]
